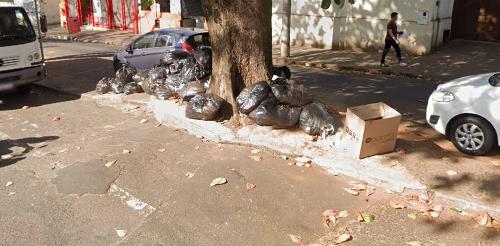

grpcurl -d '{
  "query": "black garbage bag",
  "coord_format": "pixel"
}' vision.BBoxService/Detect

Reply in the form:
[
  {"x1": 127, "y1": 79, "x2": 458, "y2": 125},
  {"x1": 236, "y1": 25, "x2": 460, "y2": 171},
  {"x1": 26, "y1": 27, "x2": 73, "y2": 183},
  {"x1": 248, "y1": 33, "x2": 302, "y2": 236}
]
[
  {"x1": 110, "y1": 79, "x2": 124, "y2": 94},
  {"x1": 194, "y1": 47, "x2": 212, "y2": 69},
  {"x1": 132, "y1": 70, "x2": 149, "y2": 83},
  {"x1": 299, "y1": 102, "x2": 337, "y2": 137},
  {"x1": 169, "y1": 60, "x2": 185, "y2": 74},
  {"x1": 180, "y1": 81, "x2": 206, "y2": 101},
  {"x1": 236, "y1": 81, "x2": 270, "y2": 114},
  {"x1": 270, "y1": 79, "x2": 311, "y2": 107},
  {"x1": 123, "y1": 82, "x2": 144, "y2": 95},
  {"x1": 115, "y1": 64, "x2": 137, "y2": 84},
  {"x1": 185, "y1": 94, "x2": 224, "y2": 121},
  {"x1": 161, "y1": 50, "x2": 191, "y2": 65},
  {"x1": 153, "y1": 86, "x2": 176, "y2": 100},
  {"x1": 96, "y1": 77, "x2": 112, "y2": 94},
  {"x1": 273, "y1": 66, "x2": 291, "y2": 79},
  {"x1": 249, "y1": 96, "x2": 302, "y2": 129},
  {"x1": 164, "y1": 75, "x2": 186, "y2": 92},
  {"x1": 148, "y1": 66, "x2": 168, "y2": 81},
  {"x1": 179, "y1": 62, "x2": 208, "y2": 82}
]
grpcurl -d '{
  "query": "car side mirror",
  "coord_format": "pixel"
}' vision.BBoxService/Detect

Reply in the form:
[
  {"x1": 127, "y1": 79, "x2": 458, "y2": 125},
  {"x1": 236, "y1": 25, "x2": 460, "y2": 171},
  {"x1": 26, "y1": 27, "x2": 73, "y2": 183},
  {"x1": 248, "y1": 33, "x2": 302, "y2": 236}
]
[
  {"x1": 126, "y1": 46, "x2": 134, "y2": 54},
  {"x1": 40, "y1": 15, "x2": 48, "y2": 33},
  {"x1": 489, "y1": 73, "x2": 500, "y2": 87}
]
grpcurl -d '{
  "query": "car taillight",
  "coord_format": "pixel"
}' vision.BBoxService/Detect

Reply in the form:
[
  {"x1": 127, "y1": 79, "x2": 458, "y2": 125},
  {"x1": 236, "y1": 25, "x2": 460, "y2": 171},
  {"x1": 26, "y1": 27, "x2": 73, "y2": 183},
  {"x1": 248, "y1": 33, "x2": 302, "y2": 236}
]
[{"x1": 182, "y1": 43, "x2": 195, "y2": 53}]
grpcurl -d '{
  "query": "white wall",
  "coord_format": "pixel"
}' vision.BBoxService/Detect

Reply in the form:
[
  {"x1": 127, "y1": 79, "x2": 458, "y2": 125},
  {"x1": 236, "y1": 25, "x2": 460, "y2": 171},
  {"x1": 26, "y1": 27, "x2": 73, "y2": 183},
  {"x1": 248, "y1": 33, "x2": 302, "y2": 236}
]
[
  {"x1": 273, "y1": 0, "x2": 449, "y2": 55},
  {"x1": 40, "y1": 0, "x2": 60, "y2": 25}
]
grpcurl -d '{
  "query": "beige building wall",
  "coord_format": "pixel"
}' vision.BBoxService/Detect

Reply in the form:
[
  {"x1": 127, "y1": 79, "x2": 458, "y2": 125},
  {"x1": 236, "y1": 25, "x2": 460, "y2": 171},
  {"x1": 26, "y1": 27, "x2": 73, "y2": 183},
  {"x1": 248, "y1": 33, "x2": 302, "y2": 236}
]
[
  {"x1": 273, "y1": 0, "x2": 455, "y2": 55},
  {"x1": 40, "y1": 0, "x2": 60, "y2": 24}
]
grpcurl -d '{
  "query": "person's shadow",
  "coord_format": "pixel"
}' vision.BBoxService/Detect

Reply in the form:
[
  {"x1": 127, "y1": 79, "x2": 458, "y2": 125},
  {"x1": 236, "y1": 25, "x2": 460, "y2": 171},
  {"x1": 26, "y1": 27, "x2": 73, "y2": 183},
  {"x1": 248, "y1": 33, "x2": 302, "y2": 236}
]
[{"x1": 0, "y1": 136, "x2": 59, "y2": 168}]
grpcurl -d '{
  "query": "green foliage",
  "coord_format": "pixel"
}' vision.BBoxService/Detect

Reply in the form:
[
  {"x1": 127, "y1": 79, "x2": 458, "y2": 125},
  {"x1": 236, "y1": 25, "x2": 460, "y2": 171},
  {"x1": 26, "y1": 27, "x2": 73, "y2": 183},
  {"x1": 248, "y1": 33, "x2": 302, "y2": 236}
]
[
  {"x1": 321, "y1": 0, "x2": 355, "y2": 9},
  {"x1": 141, "y1": 0, "x2": 155, "y2": 10}
]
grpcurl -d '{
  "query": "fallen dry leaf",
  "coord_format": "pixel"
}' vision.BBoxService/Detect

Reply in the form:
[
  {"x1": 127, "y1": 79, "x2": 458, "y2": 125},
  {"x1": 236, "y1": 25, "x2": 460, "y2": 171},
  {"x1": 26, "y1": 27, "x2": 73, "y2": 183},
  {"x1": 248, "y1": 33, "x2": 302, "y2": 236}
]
[
  {"x1": 105, "y1": 160, "x2": 117, "y2": 168},
  {"x1": 155, "y1": 123, "x2": 162, "y2": 127},
  {"x1": 287, "y1": 162, "x2": 295, "y2": 166},
  {"x1": 390, "y1": 160, "x2": 399, "y2": 167},
  {"x1": 122, "y1": 149, "x2": 131, "y2": 154},
  {"x1": 337, "y1": 210, "x2": 349, "y2": 218},
  {"x1": 158, "y1": 148, "x2": 166, "y2": 152},
  {"x1": 1, "y1": 154, "x2": 13, "y2": 160},
  {"x1": 59, "y1": 148, "x2": 68, "y2": 153},
  {"x1": 5, "y1": 181, "x2": 13, "y2": 187},
  {"x1": 210, "y1": 177, "x2": 227, "y2": 187},
  {"x1": 429, "y1": 211, "x2": 441, "y2": 218},
  {"x1": 311, "y1": 135, "x2": 319, "y2": 142},
  {"x1": 280, "y1": 155, "x2": 289, "y2": 160},
  {"x1": 249, "y1": 156, "x2": 263, "y2": 162},
  {"x1": 446, "y1": 170, "x2": 458, "y2": 176},
  {"x1": 491, "y1": 220, "x2": 500, "y2": 229},
  {"x1": 441, "y1": 156, "x2": 451, "y2": 162},
  {"x1": 195, "y1": 146, "x2": 200, "y2": 150},
  {"x1": 185, "y1": 172, "x2": 195, "y2": 179},
  {"x1": 246, "y1": 183, "x2": 256, "y2": 191},
  {"x1": 335, "y1": 233, "x2": 352, "y2": 244},
  {"x1": 305, "y1": 163, "x2": 312, "y2": 168},
  {"x1": 473, "y1": 213, "x2": 492, "y2": 227},
  {"x1": 357, "y1": 213, "x2": 364, "y2": 222},
  {"x1": 338, "y1": 112, "x2": 347, "y2": 116},
  {"x1": 448, "y1": 207, "x2": 463, "y2": 213},
  {"x1": 397, "y1": 148, "x2": 406, "y2": 155},
  {"x1": 349, "y1": 183, "x2": 367, "y2": 191},
  {"x1": 408, "y1": 212, "x2": 418, "y2": 220},
  {"x1": 322, "y1": 209, "x2": 338, "y2": 217},
  {"x1": 344, "y1": 188, "x2": 359, "y2": 196},
  {"x1": 389, "y1": 201, "x2": 406, "y2": 209},
  {"x1": 361, "y1": 213, "x2": 375, "y2": 222},
  {"x1": 140, "y1": 119, "x2": 148, "y2": 124},
  {"x1": 405, "y1": 194, "x2": 419, "y2": 201},
  {"x1": 22, "y1": 106, "x2": 29, "y2": 109},
  {"x1": 251, "y1": 149, "x2": 261, "y2": 154},
  {"x1": 289, "y1": 234, "x2": 302, "y2": 244},
  {"x1": 52, "y1": 116, "x2": 61, "y2": 121}
]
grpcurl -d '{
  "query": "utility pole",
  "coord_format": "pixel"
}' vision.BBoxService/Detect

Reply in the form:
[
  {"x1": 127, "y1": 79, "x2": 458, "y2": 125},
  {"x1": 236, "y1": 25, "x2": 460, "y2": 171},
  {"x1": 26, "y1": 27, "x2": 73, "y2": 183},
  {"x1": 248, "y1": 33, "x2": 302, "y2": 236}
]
[{"x1": 280, "y1": 0, "x2": 291, "y2": 58}]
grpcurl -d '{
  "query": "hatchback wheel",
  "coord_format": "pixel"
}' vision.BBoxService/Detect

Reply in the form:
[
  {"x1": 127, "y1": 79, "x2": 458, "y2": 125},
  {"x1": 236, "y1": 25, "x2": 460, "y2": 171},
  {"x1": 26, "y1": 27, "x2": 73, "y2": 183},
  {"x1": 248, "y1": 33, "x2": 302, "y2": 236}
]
[{"x1": 449, "y1": 116, "x2": 496, "y2": 155}]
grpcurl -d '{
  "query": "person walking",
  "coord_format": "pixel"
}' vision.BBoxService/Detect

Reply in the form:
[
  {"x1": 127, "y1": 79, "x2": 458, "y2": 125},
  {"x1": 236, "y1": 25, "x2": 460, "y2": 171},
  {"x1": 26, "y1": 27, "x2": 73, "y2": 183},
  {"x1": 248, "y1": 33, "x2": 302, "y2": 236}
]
[{"x1": 381, "y1": 12, "x2": 407, "y2": 67}]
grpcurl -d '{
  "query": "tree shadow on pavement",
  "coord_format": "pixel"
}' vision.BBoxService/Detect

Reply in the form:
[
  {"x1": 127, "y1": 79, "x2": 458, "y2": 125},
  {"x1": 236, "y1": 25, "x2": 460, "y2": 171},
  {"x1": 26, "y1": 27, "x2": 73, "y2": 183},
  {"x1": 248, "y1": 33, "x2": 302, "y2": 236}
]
[{"x1": 0, "y1": 136, "x2": 59, "y2": 168}]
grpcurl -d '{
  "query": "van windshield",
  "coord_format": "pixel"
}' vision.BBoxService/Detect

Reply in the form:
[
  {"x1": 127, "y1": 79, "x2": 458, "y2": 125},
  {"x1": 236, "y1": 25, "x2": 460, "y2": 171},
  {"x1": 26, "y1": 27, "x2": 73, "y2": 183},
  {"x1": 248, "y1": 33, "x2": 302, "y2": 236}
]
[{"x1": 0, "y1": 7, "x2": 36, "y2": 47}]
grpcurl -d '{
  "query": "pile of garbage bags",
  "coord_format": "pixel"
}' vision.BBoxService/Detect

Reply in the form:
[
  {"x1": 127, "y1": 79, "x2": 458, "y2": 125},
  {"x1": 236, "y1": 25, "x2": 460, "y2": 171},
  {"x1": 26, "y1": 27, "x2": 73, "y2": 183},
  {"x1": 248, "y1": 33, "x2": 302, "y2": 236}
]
[{"x1": 237, "y1": 73, "x2": 337, "y2": 137}]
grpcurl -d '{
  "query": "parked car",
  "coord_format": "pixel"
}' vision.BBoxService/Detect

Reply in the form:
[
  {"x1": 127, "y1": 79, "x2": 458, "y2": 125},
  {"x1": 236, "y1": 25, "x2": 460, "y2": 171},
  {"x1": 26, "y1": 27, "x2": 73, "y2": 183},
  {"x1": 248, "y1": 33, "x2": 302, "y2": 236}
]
[
  {"x1": 113, "y1": 29, "x2": 210, "y2": 71},
  {"x1": 426, "y1": 72, "x2": 500, "y2": 155}
]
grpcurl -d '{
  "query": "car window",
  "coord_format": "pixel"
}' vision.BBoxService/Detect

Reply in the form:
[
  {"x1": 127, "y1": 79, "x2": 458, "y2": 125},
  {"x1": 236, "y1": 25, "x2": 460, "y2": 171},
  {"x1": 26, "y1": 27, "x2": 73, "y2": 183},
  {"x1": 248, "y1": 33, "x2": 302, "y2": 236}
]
[
  {"x1": 186, "y1": 33, "x2": 211, "y2": 49},
  {"x1": 133, "y1": 33, "x2": 156, "y2": 49},
  {"x1": 154, "y1": 33, "x2": 178, "y2": 48}
]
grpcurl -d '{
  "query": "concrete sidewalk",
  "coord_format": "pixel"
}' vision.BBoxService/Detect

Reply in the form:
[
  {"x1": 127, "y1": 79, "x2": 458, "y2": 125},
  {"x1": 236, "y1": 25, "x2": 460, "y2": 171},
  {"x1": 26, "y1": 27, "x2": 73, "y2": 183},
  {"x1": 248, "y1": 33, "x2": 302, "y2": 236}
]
[
  {"x1": 45, "y1": 25, "x2": 136, "y2": 47},
  {"x1": 273, "y1": 40, "x2": 500, "y2": 82}
]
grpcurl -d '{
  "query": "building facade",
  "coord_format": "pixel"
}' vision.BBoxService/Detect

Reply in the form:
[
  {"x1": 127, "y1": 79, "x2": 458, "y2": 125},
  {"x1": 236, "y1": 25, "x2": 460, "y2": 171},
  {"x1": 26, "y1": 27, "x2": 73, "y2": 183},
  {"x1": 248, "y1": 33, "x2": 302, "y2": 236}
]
[{"x1": 272, "y1": 0, "x2": 500, "y2": 55}]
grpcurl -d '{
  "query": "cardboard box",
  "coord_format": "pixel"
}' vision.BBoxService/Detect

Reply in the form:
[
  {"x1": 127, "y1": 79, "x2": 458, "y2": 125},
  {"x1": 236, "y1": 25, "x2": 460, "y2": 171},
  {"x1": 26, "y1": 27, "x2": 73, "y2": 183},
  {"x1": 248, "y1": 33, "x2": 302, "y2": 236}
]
[{"x1": 346, "y1": 102, "x2": 401, "y2": 159}]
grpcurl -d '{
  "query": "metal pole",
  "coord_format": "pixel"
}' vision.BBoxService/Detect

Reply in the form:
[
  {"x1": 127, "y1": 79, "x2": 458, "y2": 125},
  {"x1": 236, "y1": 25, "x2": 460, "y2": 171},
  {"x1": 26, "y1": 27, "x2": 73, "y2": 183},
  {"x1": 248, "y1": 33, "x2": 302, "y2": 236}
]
[{"x1": 280, "y1": 0, "x2": 291, "y2": 58}]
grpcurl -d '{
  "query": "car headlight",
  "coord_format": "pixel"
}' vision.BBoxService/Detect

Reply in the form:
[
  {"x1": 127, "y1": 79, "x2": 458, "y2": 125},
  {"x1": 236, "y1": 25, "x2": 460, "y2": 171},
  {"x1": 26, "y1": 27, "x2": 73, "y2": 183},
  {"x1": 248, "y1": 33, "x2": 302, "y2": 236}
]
[
  {"x1": 26, "y1": 55, "x2": 33, "y2": 62},
  {"x1": 33, "y1": 52, "x2": 40, "y2": 60},
  {"x1": 432, "y1": 90, "x2": 455, "y2": 102}
]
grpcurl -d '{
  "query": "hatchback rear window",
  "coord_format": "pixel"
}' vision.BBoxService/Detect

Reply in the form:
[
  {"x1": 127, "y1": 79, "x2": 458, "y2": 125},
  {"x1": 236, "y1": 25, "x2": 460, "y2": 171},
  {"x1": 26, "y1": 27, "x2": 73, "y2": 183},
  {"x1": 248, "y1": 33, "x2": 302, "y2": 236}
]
[{"x1": 186, "y1": 33, "x2": 210, "y2": 49}]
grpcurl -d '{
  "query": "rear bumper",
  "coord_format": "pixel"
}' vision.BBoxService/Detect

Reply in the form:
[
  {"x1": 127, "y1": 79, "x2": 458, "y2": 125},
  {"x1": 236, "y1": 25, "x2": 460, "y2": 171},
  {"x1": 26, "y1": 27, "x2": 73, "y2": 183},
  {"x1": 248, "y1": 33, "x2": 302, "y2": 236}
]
[{"x1": 0, "y1": 64, "x2": 46, "y2": 91}]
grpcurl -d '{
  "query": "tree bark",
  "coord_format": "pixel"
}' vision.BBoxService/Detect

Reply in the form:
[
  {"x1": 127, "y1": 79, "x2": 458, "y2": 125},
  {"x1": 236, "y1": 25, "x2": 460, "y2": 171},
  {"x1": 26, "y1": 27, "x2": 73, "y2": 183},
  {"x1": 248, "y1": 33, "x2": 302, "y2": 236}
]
[{"x1": 201, "y1": 0, "x2": 273, "y2": 120}]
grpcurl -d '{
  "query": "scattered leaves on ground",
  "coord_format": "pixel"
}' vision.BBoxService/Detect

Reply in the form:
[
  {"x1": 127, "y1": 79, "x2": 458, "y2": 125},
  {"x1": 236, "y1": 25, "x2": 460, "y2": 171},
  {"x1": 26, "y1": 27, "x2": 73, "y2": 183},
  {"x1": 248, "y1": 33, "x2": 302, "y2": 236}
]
[
  {"x1": 210, "y1": 177, "x2": 227, "y2": 187},
  {"x1": 288, "y1": 234, "x2": 302, "y2": 244},
  {"x1": 249, "y1": 156, "x2": 263, "y2": 162},
  {"x1": 343, "y1": 188, "x2": 359, "y2": 196},
  {"x1": 140, "y1": 119, "x2": 148, "y2": 124},
  {"x1": 246, "y1": 183, "x2": 256, "y2": 191},
  {"x1": 335, "y1": 233, "x2": 352, "y2": 244},
  {"x1": 5, "y1": 181, "x2": 13, "y2": 187},
  {"x1": 105, "y1": 160, "x2": 117, "y2": 168},
  {"x1": 185, "y1": 172, "x2": 195, "y2": 179}
]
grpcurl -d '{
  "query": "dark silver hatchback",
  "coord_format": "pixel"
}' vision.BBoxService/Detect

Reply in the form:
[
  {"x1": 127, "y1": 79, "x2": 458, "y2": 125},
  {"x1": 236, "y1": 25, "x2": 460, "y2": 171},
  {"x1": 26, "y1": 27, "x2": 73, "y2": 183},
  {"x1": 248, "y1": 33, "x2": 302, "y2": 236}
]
[{"x1": 113, "y1": 29, "x2": 210, "y2": 71}]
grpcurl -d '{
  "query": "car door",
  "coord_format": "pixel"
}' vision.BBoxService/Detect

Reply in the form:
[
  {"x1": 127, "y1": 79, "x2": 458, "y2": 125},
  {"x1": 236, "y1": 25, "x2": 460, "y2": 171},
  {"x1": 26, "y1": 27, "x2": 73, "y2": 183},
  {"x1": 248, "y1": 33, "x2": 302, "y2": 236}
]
[
  {"x1": 144, "y1": 33, "x2": 180, "y2": 68},
  {"x1": 123, "y1": 32, "x2": 157, "y2": 69}
]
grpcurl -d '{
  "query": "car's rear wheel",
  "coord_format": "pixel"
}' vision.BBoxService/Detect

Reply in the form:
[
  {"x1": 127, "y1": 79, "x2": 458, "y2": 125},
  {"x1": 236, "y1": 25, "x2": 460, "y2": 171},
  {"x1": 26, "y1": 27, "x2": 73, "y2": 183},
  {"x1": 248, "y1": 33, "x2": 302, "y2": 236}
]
[
  {"x1": 449, "y1": 116, "x2": 496, "y2": 155},
  {"x1": 16, "y1": 84, "x2": 32, "y2": 95}
]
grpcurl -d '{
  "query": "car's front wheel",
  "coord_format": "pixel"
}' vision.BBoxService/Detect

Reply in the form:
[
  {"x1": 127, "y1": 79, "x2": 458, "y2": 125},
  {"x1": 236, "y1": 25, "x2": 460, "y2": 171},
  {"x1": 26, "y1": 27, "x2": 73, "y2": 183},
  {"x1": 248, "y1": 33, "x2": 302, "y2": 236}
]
[{"x1": 449, "y1": 116, "x2": 496, "y2": 155}]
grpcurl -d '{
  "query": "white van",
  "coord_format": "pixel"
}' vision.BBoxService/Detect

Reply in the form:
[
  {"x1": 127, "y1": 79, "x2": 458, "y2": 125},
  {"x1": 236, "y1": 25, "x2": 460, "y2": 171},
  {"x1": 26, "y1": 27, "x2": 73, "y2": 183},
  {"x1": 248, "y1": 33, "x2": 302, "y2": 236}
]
[{"x1": 0, "y1": 3, "x2": 46, "y2": 94}]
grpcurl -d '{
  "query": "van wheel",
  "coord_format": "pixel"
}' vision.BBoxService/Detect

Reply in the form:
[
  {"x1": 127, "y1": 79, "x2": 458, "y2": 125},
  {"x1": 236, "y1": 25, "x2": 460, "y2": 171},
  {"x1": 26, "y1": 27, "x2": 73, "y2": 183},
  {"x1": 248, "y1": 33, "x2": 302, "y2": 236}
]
[
  {"x1": 449, "y1": 116, "x2": 496, "y2": 155},
  {"x1": 16, "y1": 84, "x2": 32, "y2": 95}
]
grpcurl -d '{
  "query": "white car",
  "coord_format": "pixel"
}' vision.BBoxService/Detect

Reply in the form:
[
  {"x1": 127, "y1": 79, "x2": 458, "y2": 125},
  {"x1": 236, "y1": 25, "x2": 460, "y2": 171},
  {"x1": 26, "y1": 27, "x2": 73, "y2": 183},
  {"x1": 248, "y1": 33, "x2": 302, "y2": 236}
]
[{"x1": 426, "y1": 72, "x2": 500, "y2": 155}]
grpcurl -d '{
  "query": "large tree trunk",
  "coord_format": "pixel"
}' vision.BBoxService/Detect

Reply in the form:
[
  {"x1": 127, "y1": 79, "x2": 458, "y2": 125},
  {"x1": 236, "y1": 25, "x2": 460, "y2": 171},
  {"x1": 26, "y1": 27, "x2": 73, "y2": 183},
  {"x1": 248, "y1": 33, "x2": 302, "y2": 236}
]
[{"x1": 201, "y1": 0, "x2": 273, "y2": 121}]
